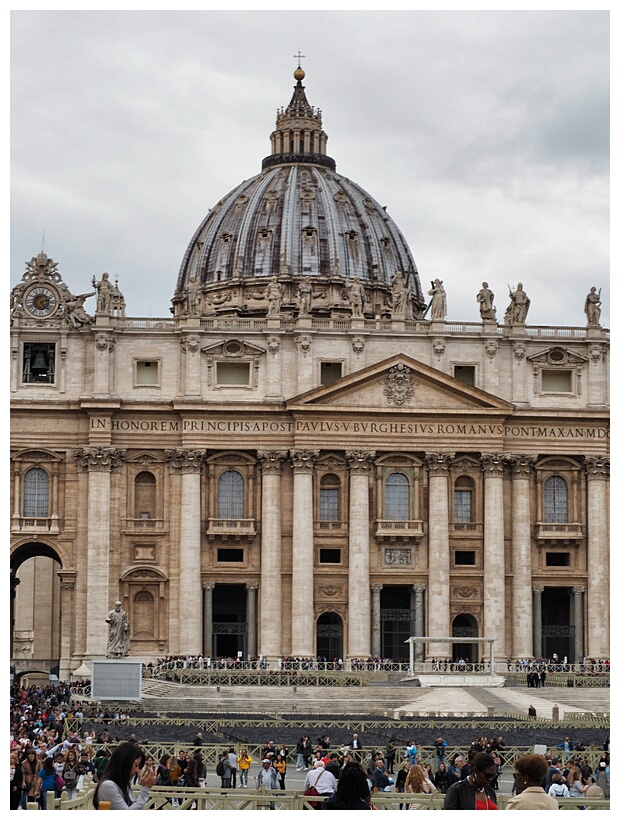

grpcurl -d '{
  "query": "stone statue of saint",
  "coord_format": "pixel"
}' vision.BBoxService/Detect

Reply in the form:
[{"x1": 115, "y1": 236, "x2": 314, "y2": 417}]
[
  {"x1": 106, "y1": 601, "x2": 130, "y2": 658},
  {"x1": 477, "y1": 281, "x2": 496, "y2": 320},
  {"x1": 91, "y1": 273, "x2": 114, "y2": 315},
  {"x1": 391, "y1": 271, "x2": 407, "y2": 318},
  {"x1": 185, "y1": 274, "x2": 202, "y2": 315},
  {"x1": 348, "y1": 277, "x2": 366, "y2": 317},
  {"x1": 506, "y1": 282, "x2": 530, "y2": 324},
  {"x1": 297, "y1": 279, "x2": 313, "y2": 316},
  {"x1": 266, "y1": 277, "x2": 283, "y2": 316},
  {"x1": 428, "y1": 278, "x2": 447, "y2": 320},
  {"x1": 584, "y1": 286, "x2": 602, "y2": 326}
]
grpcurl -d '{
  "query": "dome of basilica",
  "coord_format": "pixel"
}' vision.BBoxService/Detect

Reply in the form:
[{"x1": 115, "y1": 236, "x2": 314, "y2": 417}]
[{"x1": 174, "y1": 68, "x2": 425, "y2": 319}]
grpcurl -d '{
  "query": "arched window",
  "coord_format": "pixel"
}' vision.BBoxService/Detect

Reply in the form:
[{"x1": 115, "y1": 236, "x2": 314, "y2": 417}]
[
  {"x1": 319, "y1": 474, "x2": 340, "y2": 521},
  {"x1": 385, "y1": 472, "x2": 410, "y2": 520},
  {"x1": 134, "y1": 471, "x2": 156, "y2": 519},
  {"x1": 454, "y1": 475, "x2": 474, "y2": 522},
  {"x1": 218, "y1": 470, "x2": 244, "y2": 519},
  {"x1": 544, "y1": 476, "x2": 568, "y2": 523},
  {"x1": 23, "y1": 467, "x2": 49, "y2": 518}
]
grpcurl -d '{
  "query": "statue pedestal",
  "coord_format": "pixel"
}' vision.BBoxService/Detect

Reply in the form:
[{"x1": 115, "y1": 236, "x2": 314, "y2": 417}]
[{"x1": 481, "y1": 320, "x2": 498, "y2": 334}]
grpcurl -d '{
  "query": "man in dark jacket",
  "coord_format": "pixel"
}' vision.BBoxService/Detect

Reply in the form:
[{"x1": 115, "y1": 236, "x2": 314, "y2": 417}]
[
  {"x1": 372, "y1": 758, "x2": 392, "y2": 792},
  {"x1": 443, "y1": 753, "x2": 497, "y2": 810}
]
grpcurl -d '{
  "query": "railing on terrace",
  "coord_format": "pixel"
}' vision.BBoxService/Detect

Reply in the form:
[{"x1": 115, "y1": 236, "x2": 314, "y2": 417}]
[
  {"x1": 115, "y1": 315, "x2": 606, "y2": 341},
  {"x1": 41, "y1": 783, "x2": 611, "y2": 811}
]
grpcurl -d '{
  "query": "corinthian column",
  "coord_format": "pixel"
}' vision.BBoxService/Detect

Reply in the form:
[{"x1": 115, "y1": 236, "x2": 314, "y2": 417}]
[
  {"x1": 166, "y1": 449, "x2": 205, "y2": 655},
  {"x1": 480, "y1": 452, "x2": 508, "y2": 662},
  {"x1": 57, "y1": 572, "x2": 76, "y2": 679},
  {"x1": 346, "y1": 450, "x2": 376, "y2": 658},
  {"x1": 532, "y1": 585, "x2": 544, "y2": 659},
  {"x1": 257, "y1": 450, "x2": 287, "y2": 658},
  {"x1": 508, "y1": 455, "x2": 535, "y2": 660},
  {"x1": 290, "y1": 449, "x2": 319, "y2": 656},
  {"x1": 425, "y1": 452, "x2": 454, "y2": 658},
  {"x1": 413, "y1": 583, "x2": 426, "y2": 661},
  {"x1": 74, "y1": 446, "x2": 126, "y2": 658},
  {"x1": 572, "y1": 586, "x2": 585, "y2": 662},
  {"x1": 371, "y1": 584, "x2": 383, "y2": 657},
  {"x1": 584, "y1": 456, "x2": 610, "y2": 659}
]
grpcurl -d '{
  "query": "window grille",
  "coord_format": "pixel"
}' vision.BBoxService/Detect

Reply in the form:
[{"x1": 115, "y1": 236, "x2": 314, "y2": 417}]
[
  {"x1": 217, "y1": 470, "x2": 244, "y2": 519},
  {"x1": 543, "y1": 476, "x2": 568, "y2": 523},
  {"x1": 23, "y1": 467, "x2": 49, "y2": 517},
  {"x1": 384, "y1": 472, "x2": 410, "y2": 520}
]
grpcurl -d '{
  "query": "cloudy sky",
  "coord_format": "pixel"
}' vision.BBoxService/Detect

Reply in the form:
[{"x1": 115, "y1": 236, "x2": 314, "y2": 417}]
[{"x1": 10, "y1": 9, "x2": 610, "y2": 326}]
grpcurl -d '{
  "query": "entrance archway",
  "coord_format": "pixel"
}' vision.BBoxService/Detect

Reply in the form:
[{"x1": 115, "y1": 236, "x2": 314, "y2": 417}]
[
  {"x1": 11, "y1": 542, "x2": 62, "y2": 681},
  {"x1": 211, "y1": 584, "x2": 247, "y2": 658},
  {"x1": 452, "y1": 614, "x2": 479, "y2": 664},
  {"x1": 542, "y1": 588, "x2": 575, "y2": 662},
  {"x1": 316, "y1": 612, "x2": 343, "y2": 661}
]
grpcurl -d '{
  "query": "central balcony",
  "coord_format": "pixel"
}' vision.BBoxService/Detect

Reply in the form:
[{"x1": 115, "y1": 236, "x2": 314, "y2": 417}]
[
  {"x1": 207, "y1": 517, "x2": 256, "y2": 541},
  {"x1": 375, "y1": 519, "x2": 424, "y2": 542}
]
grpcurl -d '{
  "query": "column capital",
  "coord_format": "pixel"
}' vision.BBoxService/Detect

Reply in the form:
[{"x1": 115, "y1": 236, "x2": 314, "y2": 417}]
[
  {"x1": 480, "y1": 451, "x2": 509, "y2": 476},
  {"x1": 203, "y1": 582, "x2": 215, "y2": 591},
  {"x1": 584, "y1": 455, "x2": 610, "y2": 480},
  {"x1": 74, "y1": 446, "x2": 126, "y2": 472},
  {"x1": 507, "y1": 453, "x2": 537, "y2": 478},
  {"x1": 257, "y1": 450, "x2": 288, "y2": 474},
  {"x1": 165, "y1": 448, "x2": 206, "y2": 473},
  {"x1": 246, "y1": 583, "x2": 259, "y2": 591},
  {"x1": 532, "y1": 585, "x2": 545, "y2": 595},
  {"x1": 413, "y1": 583, "x2": 427, "y2": 593},
  {"x1": 346, "y1": 450, "x2": 376, "y2": 473},
  {"x1": 572, "y1": 585, "x2": 586, "y2": 595},
  {"x1": 370, "y1": 583, "x2": 383, "y2": 593},
  {"x1": 425, "y1": 451, "x2": 454, "y2": 474},
  {"x1": 290, "y1": 449, "x2": 319, "y2": 473},
  {"x1": 58, "y1": 570, "x2": 77, "y2": 591}
]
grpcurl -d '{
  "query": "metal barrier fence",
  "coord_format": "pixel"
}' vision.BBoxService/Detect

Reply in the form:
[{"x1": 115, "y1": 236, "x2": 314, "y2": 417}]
[{"x1": 40, "y1": 784, "x2": 611, "y2": 811}]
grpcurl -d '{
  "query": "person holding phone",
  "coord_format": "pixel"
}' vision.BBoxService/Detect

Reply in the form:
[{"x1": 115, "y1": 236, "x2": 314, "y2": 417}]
[{"x1": 93, "y1": 743, "x2": 157, "y2": 809}]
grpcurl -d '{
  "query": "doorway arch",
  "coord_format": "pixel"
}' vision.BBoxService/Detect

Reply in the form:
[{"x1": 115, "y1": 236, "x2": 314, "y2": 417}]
[
  {"x1": 452, "y1": 613, "x2": 479, "y2": 665},
  {"x1": 316, "y1": 612, "x2": 343, "y2": 662}
]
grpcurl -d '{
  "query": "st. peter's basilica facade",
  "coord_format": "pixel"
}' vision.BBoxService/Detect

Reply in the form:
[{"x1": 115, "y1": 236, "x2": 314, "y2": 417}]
[{"x1": 10, "y1": 68, "x2": 609, "y2": 679}]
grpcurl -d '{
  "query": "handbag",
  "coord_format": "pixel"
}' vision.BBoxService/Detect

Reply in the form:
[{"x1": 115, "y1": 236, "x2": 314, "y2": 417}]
[
  {"x1": 303, "y1": 769, "x2": 325, "y2": 809},
  {"x1": 55, "y1": 774, "x2": 66, "y2": 790}
]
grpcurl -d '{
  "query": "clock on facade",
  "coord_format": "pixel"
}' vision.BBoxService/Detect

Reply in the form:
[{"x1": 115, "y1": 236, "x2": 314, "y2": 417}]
[{"x1": 24, "y1": 285, "x2": 59, "y2": 318}]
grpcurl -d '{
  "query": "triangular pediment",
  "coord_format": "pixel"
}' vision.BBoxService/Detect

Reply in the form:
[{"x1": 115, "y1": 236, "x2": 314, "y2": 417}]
[{"x1": 287, "y1": 354, "x2": 514, "y2": 412}]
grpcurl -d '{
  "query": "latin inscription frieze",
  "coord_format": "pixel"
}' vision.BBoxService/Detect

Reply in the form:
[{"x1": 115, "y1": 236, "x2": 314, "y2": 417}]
[{"x1": 90, "y1": 417, "x2": 609, "y2": 440}]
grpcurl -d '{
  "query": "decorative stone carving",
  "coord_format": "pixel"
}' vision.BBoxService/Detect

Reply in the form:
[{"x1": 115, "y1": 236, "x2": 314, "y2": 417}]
[
  {"x1": 290, "y1": 449, "x2": 319, "y2": 473},
  {"x1": 384, "y1": 363, "x2": 414, "y2": 406},
  {"x1": 318, "y1": 585, "x2": 342, "y2": 597},
  {"x1": 485, "y1": 339, "x2": 498, "y2": 359},
  {"x1": 185, "y1": 274, "x2": 202, "y2": 315},
  {"x1": 454, "y1": 586, "x2": 479, "y2": 599},
  {"x1": 480, "y1": 452, "x2": 507, "y2": 476},
  {"x1": 267, "y1": 336, "x2": 280, "y2": 356},
  {"x1": 391, "y1": 270, "x2": 407, "y2": 319},
  {"x1": 297, "y1": 279, "x2": 313, "y2": 315},
  {"x1": 508, "y1": 454, "x2": 536, "y2": 478},
  {"x1": 91, "y1": 273, "x2": 116, "y2": 315},
  {"x1": 266, "y1": 277, "x2": 283, "y2": 316},
  {"x1": 384, "y1": 549, "x2": 412, "y2": 565},
  {"x1": 257, "y1": 450, "x2": 288, "y2": 474},
  {"x1": 584, "y1": 455, "x2": 610, "y2": 480},
  {"x1": 165, "y1": 448, "x2": 206, "y2": 473},
  {"x1": 425, "y1": 451, "x2": 454, "y2": 474},
  {"x1": 180, "y1": 334, "x2": 200, "y2": 354},
  {"x1": 432, "y1": 338, "x2": 445, "y2": 357},
  {"x1": 345, "y1": 450, "x2": 376, "y2": 473},
  {"x1": 513, "y1": 342, "x2": 526, "y2": 360},
  {"x1": 96, "y1": 333, "x2": 115, "y2": 351},
  {"x1": 351, "y1": 337, "x2": 365, "y2": 354},
  {"x1": 74, "y1": 447, "x2": 126, "y2": 472},
  {"x1": 346, "y1": 277, "x2": 366, "y2": 317},
  {"x1": 295, "y1": 334, "x2": 312, "y2": 356}
]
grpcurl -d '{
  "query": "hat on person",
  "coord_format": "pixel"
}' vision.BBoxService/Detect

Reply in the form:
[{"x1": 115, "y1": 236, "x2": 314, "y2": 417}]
[{"x1": 262, "y1": 758, "x2": 270, "y2": 764}]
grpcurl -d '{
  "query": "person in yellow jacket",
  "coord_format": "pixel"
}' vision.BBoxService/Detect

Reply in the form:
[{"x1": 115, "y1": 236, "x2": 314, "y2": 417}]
[
  {"x1": 274, "y1": 753, "x2": 287, "y2": 790},
  {"x1": 237, "y1": 749, "x2": 252, "y2": 788}
]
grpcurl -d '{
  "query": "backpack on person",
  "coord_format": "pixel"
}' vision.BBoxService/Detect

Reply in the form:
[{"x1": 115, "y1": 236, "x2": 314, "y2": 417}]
[{"x1": 216, "y1": 759, "x2": 225, "y2": 777}]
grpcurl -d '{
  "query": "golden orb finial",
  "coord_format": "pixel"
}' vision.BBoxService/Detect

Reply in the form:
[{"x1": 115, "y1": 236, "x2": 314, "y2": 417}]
[{"x1": 294, "y1": 66, "x2": 305, "y2": 81}]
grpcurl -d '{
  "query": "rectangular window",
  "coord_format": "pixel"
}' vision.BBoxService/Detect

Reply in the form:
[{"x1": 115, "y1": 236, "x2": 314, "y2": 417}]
[
  {"x1": 541, "y1": 370, "x2": 572, "y2": 392},
  {"x1": 454, "y1": 550, "x2": 476, "y2": 566},
  {"x1": 216, "y1": 362, "x2": 251, "y2": 385},
  {"x1": 319, "y1": 549, "x2": 341, "y2": 564},
  {"x1": 135, "y1": 360, "x2": 160, "y2": 386},
  {"x1": 320, "y1": 361, "x2": 342, "y2": 386},
  {"x1": 454, "y1": 491, "x2": 473, "y2": 522},
  {"x1": 217, "y1": 549, "x2": 244, "y2": 563},
  {"x1": 22, "y1": 343, "x2": 55, "y2": 384},
  {"x1": 320, "y1": 488, "x2": 339, "y2": 520},
  {"x1": 546, "y1": 552, "x2": 570, "y2": 567},
  {"x1": 454, "y1": 365, "x2": 475, "y2": 386}
]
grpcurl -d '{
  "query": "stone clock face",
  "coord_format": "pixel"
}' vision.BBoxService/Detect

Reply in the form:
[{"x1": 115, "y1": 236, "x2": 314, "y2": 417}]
[{"x1": 25, "y1": 285, "x2": 59, "y2": 318}]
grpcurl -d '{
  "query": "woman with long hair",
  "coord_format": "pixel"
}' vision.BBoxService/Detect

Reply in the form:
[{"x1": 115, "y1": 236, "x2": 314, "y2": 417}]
[
  {"x1": 274, "y1": 753, "x2": 287, "y2": 790},
  {"x1": 434, "y1": 761, "x2": 450, "y2": 794},
  {"x1": 405, "y1": 764, "x2": 436, "y2": 796},
  {"x1": 62, "y1": 747, "x2": 81, "y2": 800},
  {"x1": 10, "y1": 752, "x2": 23, "y2": 811},
  {"x1": 20, "y1": 749, "x2": 40, "y2": 808},
  {"x1": 322, "y1": 762, "x2": 372, "y2": 810},
  {"x1": 38, "y1": 756, "x2": 57, "y2": 810},
  {"x1": 93, "y1": 742, "x2": 157, "y2": 810}
]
